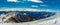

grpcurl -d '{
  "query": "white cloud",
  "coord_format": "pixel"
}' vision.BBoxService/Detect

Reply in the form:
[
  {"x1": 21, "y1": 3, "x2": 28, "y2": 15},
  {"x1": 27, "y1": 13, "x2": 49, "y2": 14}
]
[
  {"x1": 40, "y1": 5, "x2": 48, "y2": 7},
  {"x1": 28, "y1": 0, "x2": 43, "y2": 3},
  {"x1": 7, "y1": 0, "x2": 19, "y2": 2},
  {"x1": 31, "y1": 5, "x2": 38, "y2": 8}
]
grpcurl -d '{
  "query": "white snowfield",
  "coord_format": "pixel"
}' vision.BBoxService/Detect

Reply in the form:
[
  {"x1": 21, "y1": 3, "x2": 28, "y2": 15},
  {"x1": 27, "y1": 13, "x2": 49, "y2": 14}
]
[
  {"x1": 0, "y1": 8, "x2": 55, "y2": 12},
  {"x1": 0, "y1": 12, "x2": 59, "y2": 25}
]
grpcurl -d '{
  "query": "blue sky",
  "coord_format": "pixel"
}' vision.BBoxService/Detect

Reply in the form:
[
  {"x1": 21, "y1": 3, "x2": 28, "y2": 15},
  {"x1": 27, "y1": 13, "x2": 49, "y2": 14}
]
[{"x1": 0, "y1": 0, "x2": 60, "y2": 11}]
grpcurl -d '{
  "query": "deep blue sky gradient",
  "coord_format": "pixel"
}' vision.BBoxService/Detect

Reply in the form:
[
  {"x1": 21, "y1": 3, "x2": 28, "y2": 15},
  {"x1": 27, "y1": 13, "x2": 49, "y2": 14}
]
[{"x1": 0, "y1": 0, "x2": 60, "y2": 11}]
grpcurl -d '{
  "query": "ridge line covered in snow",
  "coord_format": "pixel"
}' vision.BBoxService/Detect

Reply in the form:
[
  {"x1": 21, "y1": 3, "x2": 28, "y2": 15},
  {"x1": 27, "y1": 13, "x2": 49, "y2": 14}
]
[{"x1": 0, "y1": 8, "x2": 54, "y2": 12}]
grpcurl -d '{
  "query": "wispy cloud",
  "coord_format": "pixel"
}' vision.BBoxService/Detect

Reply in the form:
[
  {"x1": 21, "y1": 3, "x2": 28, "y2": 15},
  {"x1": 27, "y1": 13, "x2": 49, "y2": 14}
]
[
  {"x1": 28, "y1": 0, "x2": 43, "y2": 3},
  {"x1": 31, "y1": 5, "x2": 38, "y2": 8},
  {"x1": 40, "y1": 4, "x2": 48, "y2": 7},
  {"x1": 7, "y1": 0, "x2": 19, "y2": 2}
]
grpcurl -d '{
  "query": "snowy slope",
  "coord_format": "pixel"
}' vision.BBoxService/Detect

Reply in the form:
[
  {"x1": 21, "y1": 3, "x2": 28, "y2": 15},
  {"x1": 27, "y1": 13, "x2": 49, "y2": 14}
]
[{"x1": 0, "y1": 12, "x2": 59, "y2": 25}]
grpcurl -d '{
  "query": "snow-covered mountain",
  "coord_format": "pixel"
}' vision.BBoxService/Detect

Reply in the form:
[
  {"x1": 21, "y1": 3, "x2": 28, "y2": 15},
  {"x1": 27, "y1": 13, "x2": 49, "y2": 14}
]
[{"x1": 0, "y1": 8, "x2": 55, "y2": 12}]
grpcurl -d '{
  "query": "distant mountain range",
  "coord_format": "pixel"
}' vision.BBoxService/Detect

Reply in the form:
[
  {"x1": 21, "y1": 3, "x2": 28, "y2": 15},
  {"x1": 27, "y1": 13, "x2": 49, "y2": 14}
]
[{"x1": 0, "y1": 8, "x2": 54, "y2": 12}]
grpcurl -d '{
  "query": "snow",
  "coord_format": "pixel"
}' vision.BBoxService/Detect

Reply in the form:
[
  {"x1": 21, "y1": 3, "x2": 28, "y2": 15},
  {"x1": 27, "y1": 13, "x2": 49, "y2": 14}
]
[
  {"x1": 0, "y1": 12, "x2": 60, "y2": 25},
  {"x1": 0, "y1": 8, "x2": 54, "y2": 12}
]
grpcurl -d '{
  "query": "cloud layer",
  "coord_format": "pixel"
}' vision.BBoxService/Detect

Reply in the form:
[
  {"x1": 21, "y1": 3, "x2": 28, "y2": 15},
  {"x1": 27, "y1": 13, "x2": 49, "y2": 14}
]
[
  {"x1": 7, "y1": 0, "x2": 19, "y2": 2},
  {"x1": 28, "y1": 0, "x2": 43, "y2": 3}
]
